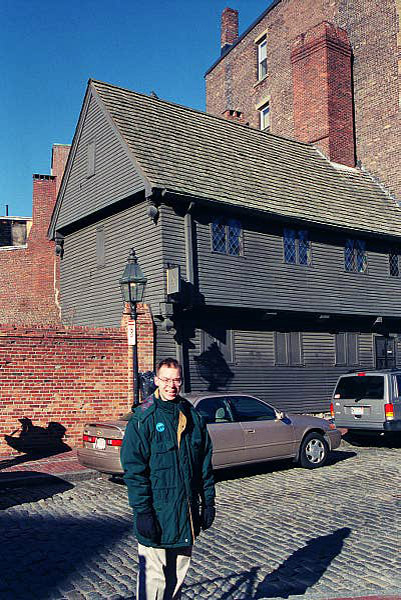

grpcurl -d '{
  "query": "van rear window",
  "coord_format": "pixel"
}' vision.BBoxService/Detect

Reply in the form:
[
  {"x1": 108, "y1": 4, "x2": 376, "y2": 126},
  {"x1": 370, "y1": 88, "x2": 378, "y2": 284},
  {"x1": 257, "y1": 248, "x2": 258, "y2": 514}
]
[{"x1": 334, "y1": 376, "x2": 384, "y2": 399}]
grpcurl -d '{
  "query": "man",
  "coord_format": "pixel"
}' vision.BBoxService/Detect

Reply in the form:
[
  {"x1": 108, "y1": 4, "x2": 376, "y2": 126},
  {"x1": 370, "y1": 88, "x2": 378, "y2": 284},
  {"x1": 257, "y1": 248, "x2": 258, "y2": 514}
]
[{"x1": 121, "y1": 358, "x2": 216, "y2": 600}]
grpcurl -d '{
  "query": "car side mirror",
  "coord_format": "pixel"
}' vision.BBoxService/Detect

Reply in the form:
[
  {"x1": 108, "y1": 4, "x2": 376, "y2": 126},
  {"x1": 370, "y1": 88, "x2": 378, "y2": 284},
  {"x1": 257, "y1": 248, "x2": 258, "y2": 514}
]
[{"x1": 275, "y1": 410, "x2": 285, "y2": 420}]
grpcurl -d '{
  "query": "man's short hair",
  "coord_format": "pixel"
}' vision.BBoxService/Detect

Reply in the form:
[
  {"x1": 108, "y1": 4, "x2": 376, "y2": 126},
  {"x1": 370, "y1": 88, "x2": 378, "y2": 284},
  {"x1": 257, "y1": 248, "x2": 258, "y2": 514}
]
[{"x1": 156, "y1": 358, "x2": 182, "y2": 376}]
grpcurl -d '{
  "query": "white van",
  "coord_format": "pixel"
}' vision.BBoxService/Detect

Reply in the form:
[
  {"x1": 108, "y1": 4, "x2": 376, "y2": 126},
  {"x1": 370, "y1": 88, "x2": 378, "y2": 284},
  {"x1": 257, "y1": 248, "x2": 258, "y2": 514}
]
[{"x1": 331, "y1": 369, "x2": 401, "y2": 434}]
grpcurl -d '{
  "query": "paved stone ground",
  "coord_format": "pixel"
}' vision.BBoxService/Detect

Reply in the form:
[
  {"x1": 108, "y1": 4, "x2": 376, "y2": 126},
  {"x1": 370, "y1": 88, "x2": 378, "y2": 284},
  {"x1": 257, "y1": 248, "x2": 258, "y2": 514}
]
[{"x1": 0, "y1": 436, "x2": 400, "y2": 600}]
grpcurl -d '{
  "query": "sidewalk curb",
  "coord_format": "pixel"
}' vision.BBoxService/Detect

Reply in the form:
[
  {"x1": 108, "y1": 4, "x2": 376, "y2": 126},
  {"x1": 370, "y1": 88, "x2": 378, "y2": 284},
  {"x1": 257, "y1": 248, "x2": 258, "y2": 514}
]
[{"x1": 0, "y1": 468, "x2": 99, "y2": 489}]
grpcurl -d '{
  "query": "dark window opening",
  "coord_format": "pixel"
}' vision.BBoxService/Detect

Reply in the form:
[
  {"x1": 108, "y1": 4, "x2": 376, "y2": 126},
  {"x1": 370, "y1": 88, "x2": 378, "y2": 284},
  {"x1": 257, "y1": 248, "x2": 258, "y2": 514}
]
[
  {"x1": 389, "y1": 251, "x2": 399, "y2": 277},
  {"x1": 375, "y1": 336, "x2": 396, "y2": 369},
  {"x1": 283, "y1": 229, "x2": 311, "y2": 266},
  {"x1": 211, "y1": 218, "x2": 242, "y2": 256},
  {"x1": 345, "y1": 239, "x2": 367, "y2": 273},
  {"x1": 229, "y1": 396, "x2": 276, "y2": 422},
  {"x1": 334, "y1": 375, "x2": 385, "y2": 400}
]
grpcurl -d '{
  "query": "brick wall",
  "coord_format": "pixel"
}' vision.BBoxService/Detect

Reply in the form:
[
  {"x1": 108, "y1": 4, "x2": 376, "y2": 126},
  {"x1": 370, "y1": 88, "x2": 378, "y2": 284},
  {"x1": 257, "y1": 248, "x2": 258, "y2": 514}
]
[
  {"x1": 0, "y1": 145, "x2": 70, "y2": 326},
  {"x1": 0, "y1": 303, "x2": 154, "y2": 455},
  {"x1": 206, "y1": 0, "x2": 401, "y2": 197},
  {"x1": 0, "y1": 176, "x2": 61, "y2": 325}
]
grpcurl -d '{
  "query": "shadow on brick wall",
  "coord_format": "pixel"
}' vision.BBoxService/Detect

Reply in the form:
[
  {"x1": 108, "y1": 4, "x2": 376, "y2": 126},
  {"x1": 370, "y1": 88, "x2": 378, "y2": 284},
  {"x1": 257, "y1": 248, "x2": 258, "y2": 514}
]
[{"x1": 4, "y1": 417, "x2": 71, "y2": 457}]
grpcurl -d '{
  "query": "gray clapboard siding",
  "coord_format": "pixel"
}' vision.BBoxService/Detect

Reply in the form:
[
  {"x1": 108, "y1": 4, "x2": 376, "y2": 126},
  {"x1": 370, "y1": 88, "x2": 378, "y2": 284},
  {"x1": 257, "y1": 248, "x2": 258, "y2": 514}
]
[
  {"x1": 60, "y1": 201, "x2": 163, "y2": 327},
  {"x1": 183, "y1": 328, "x2": 381, "y2": 412},
  {"x1": 193, "y1": 212, "x2": 401, "y2": 317},
  {"x1": 57, "y1": 93, "x2": 145, "y2": 230}
]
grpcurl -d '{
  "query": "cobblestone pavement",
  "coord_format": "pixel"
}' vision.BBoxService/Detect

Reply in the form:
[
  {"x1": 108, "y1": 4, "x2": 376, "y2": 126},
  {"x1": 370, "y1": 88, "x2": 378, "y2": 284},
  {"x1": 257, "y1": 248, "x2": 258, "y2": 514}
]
[{"x1": 1, "y1": 437, "x2": 400, "y2": 600}]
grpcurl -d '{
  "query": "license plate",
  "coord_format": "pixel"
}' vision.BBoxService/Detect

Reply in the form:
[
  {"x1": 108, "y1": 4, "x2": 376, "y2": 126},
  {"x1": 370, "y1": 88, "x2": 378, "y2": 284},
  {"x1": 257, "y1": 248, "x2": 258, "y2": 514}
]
[
  {"x1": 351, "y1": 406, "x2": 364, "y2": 416},
  {"x1": 95, "y1": 437, "x2": 106, "y2": 450}
]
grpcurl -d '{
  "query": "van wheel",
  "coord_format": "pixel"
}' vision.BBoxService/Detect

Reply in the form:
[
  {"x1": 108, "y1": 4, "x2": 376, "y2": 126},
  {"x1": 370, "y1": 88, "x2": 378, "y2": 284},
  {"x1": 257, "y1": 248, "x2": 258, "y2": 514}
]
[{"x1": 299, "y1": 433, "x2": 328, "y2": 469}]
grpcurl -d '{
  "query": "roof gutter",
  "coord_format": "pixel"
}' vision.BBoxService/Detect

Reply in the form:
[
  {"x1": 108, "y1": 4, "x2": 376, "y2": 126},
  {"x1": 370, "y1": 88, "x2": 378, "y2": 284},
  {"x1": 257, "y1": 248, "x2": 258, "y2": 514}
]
[{"x1": 204, "y1": 0, "x2": 282, "y2": 77}]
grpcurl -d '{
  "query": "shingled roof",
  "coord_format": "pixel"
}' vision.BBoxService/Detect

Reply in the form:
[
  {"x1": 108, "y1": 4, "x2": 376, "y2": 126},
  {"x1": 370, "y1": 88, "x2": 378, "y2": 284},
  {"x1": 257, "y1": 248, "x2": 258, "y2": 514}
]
[{"x1": 67, "y1": 79, "x2": 401, "y2": 237}]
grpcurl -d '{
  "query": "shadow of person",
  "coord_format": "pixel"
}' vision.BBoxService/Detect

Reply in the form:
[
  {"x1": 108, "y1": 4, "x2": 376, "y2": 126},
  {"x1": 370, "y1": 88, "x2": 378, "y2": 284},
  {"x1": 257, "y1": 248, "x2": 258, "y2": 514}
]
[
  {"x1": 4, "y1": 418, "x2": 71, "y2": 459},
  {"x1": 0, "y1": 475, "x2": 74, "y2": 510},
  {"x1": 194, "y1": 342, "x2": 234, "y2": 391},
  {"x1": 254, "y1": 527, "x2": 351, "y2": 598}
]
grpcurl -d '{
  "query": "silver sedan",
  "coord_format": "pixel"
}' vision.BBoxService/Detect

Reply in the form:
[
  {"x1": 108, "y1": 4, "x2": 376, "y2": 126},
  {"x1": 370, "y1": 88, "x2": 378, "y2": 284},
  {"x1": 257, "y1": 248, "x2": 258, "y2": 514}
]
[{"x1": 77, "y1": 392, "x2": 341, "y2": 474}]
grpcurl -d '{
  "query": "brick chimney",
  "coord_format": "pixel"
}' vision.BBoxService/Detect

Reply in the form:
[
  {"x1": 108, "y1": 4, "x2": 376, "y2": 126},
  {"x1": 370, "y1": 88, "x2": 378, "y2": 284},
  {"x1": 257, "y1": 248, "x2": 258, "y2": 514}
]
[
  {"x1": 221, "y1": 8, "x2": 239, "y2": 53},
  {"x1": 51, "y1": 144, "x2": 70, "y2": 196},
  {"x1": 291, "y1": 21, "x2": 355, "y2": 167},
  {"x1": 222, "y1": 109, "x2": 247, "y2": 125}
]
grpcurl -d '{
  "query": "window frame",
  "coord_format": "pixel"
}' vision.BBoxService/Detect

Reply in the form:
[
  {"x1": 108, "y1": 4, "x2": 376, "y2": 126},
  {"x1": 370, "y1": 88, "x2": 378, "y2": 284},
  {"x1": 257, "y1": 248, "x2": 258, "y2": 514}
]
[
  {"x1": 229, "y1": 395, "x2": 277, "y2": 422},
  {"x1": 335, "y1": 332, "x2": 359, "y2": 366},
  {"x1": 283, "y1": 228, "x2": 311, "y2": 266},
  {"x1": 344, "y1": 238, "x2": 367, "y2": 274},
  {"x1": 274, "y1": 332, "x2": 303, "y2": 366},
  {"x1": 389, "y1": 249, "x2": 400, "y2": 277},
  {"x1": 211, "y1": 217, "x2": 243, "y2": 257},
  {"x1": 201, "y1": 328, "x2": 235, "y2": 364},
  {"x1": 259, "y1": 101, "x2": 270, "y2": 131},
  {"x1": 257, "y1": 37, "x2": 268, "y2": 81}
]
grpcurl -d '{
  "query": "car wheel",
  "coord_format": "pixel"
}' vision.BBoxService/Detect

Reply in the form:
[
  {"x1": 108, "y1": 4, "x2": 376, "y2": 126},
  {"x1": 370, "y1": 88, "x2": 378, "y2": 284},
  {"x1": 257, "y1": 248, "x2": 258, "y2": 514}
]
[{"x1": 299, "y1": 432, "x2": 328, "y2": 469}]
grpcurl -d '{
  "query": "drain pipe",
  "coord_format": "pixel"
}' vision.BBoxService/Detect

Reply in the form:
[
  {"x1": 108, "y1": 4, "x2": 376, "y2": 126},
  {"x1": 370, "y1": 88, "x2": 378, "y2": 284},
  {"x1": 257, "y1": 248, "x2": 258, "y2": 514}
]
[{"x1": 184, "y1": 201, "x2": 195, "y2": 285}]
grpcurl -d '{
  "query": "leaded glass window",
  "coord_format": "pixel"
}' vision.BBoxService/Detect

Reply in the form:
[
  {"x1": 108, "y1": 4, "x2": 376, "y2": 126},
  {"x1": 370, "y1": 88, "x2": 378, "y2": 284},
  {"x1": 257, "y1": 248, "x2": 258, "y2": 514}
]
[
  {"x1": 389, "y1": 251, "x2": 399, "y2": 277},
  {"x1": 283, "y1": 229, "x2": 296, "y2": 264},
  {"x1": 212, "y1": 220, "x2": 226, "y2": 253},
  {"x1": 344, "y1": 239, "x2": 367, "y2": 273},
  {"x1": 211, "y1": 218, "x2": 243, "y2": 256},
  {"x1": 283, "y1": 228, "x2": 311, "y2": 266},
  {"x1": 298, "y1": 230, "x2": 310, "y2": 265},
  {"x1": 227, "y1": 220, "x2": 242, "y2": 256}
]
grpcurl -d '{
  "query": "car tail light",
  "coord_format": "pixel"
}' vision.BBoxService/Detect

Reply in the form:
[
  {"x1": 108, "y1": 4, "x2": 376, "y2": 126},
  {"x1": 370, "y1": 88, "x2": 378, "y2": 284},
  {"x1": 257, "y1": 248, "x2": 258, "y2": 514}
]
[
  {"x1": 106, "y1": 439, "x2": 123, "y2": 447},
  {"x1": 385, "y1": 403, "x2": 394, "y2": 420},
  {"x1": 83, "y1": 434, "x2": 96, "y2": 443},
  {"x1": 357, "y1": 372, "x2": 366, "y2": 376},
  {"x1": 330, "y1": 402, "x2": 335, "y2": 418}
]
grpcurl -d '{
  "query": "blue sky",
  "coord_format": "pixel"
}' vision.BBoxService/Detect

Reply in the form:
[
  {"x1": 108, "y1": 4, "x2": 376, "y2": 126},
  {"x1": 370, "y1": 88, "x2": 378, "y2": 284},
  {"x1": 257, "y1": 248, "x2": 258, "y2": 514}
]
[{"x1": 1, "y1": 0, "x2": 272, "y2": 217}]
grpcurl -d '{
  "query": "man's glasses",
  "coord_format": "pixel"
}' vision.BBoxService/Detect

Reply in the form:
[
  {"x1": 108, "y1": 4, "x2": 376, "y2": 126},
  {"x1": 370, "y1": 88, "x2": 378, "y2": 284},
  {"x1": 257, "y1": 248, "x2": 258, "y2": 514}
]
[{"x1": 157, "y1": 377, "x2": 182, "y2": 386}]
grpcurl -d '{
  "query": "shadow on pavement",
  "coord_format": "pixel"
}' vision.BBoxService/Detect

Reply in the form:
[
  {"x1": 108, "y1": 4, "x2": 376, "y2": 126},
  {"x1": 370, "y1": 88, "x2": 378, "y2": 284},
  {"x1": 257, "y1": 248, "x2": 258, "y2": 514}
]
[
  {"x1": 343, "y1": 431, "x2": 401, "y2": 449},
  {"x1": 325, "y1": 449, "x2": 356, "y2": 466},
  {"x1": 0, "y1": 476, "x2": 74, "y2": 510},
  {"x1": 0, "y1": 513, "x2": 132, "y2": 599},
  {"x1": 254, "y1": 527, "x2": 351, "y2": 598},
  {"x1": 185, "y1": 528, "x2": 351, "y2": 599}
]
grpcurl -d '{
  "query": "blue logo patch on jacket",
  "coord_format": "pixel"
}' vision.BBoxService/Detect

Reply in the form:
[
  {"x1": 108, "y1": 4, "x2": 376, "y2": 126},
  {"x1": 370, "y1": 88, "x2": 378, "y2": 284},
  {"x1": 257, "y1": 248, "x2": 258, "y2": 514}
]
[{"x1": 156, "y1": 422, "x2": 165, "y2": 432}]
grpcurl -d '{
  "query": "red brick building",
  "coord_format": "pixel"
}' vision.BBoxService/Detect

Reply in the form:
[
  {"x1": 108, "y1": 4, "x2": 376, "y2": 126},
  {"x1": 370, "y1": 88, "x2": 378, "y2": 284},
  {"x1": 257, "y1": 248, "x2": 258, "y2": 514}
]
[{"x1": 206, "y1": 0, "x2": 401, "y2": 198}]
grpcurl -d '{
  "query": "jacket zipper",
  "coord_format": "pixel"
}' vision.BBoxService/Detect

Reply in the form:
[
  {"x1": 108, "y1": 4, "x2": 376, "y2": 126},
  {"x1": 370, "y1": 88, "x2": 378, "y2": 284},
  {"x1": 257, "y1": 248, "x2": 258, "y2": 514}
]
[{"x1": 177, "y1": 410, "x2": 195, "y2": 543}]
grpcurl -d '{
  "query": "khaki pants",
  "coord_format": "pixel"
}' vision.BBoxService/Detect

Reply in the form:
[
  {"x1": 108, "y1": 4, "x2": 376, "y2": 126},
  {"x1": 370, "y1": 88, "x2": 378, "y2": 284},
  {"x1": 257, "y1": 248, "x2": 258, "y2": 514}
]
[{"x1": 137, "y1": 543, "x2": 192, "y2": 600}]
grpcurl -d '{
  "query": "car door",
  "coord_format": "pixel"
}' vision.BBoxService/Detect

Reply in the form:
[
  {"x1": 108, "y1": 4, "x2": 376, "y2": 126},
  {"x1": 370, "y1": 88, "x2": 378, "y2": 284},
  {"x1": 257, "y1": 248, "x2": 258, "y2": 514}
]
[
  {"x1": 195, "y1": 396, "x2": 247, "y2": 467},
  {"x1": 228, "y1": 395, "x2": 296, "y2": 462}
]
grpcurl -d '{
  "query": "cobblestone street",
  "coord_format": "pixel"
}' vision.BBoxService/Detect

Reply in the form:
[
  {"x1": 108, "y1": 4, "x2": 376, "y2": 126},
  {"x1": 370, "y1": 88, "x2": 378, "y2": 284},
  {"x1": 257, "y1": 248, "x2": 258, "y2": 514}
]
[{"x1": 1, "y1": 437, "x2": 400, "y2": 600}]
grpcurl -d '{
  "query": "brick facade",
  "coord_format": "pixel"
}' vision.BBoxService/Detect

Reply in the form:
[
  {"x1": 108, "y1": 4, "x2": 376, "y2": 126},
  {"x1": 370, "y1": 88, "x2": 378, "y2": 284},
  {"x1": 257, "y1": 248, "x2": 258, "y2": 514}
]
[
  {"x1": 0, "y1": 303, "x2": 154, "y2": 455},
  {"x1": 206, "y1": 0, "x2": 401, "y2": 198},
  {"x1": 0, "y1": 144, "x2": 71, "y2": 326}
]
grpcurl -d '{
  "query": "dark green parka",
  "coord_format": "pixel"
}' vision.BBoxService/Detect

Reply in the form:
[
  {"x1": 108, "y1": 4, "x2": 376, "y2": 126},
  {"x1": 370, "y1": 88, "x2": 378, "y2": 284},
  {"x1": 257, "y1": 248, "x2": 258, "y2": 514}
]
[{"x1": 121, "y1": 391, "x2": 215, "y2": 548}]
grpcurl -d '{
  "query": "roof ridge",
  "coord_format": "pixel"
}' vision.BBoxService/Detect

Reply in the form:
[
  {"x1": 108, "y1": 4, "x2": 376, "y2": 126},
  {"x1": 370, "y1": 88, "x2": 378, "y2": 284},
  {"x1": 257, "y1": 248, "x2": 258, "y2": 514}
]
[{"x1": 89, "y1": 78, "x2": 314, "y2": 150}]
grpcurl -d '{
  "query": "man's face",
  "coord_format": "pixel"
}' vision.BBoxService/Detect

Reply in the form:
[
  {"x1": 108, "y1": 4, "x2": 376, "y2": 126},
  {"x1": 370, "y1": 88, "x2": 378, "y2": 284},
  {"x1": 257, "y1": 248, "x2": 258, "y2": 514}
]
[{"x1": 155, "y1": 365, "x2": 182, "y2": 401}]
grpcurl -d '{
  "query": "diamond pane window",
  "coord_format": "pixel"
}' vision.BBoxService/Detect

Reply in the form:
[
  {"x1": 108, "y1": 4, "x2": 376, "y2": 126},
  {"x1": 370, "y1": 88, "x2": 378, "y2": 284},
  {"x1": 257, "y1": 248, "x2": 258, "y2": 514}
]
[
  {"x1": 211, "y1": 217, "x2": 243, "y2": 256},
  {"x1": 228, "y1": 220, "x2": 242, "y2": 256},
  {"x1": 389, "y1": 251, "x2": 399, "y2": 277},
  {"x1": 298, "y1": 230, "x2": 310, "y2": 265},
  {"x1": 345, "y1": 239, "x2": 367, "y2": 273},
  {"x1": 283, "y1": 229, "x2": 296, "y2": 264},
  {"x1": 283, "y1": 228, "x2": 311, "y2": 265},
  {"x1": 344, "y1": 239, "x2": 355, "y2": 272},
  {"x1": 355, "y1": 240, "x2": 367, "y2": 273},
  {"x1": 212, "y1": 220, "x2": 226, "y2": 253}
]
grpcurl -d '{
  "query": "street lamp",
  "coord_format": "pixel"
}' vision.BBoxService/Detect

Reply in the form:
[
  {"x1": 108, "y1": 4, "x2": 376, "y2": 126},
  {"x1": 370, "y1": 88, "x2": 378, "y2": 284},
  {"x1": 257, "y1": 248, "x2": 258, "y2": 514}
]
[{"x1": 119, "y1": 248, "x2": 147, "y2": 409}]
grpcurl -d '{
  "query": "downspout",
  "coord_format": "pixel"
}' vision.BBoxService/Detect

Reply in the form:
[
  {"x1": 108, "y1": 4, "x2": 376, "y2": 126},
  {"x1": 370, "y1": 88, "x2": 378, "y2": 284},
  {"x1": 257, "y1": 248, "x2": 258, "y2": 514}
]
[{"x1": 178, "y1": 201, "x2": 196, "y2": 390}]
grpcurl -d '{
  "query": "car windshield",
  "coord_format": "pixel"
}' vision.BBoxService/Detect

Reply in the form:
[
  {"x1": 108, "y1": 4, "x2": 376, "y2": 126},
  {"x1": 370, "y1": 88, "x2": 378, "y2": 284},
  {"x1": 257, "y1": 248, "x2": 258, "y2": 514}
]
[{"x1": 334, "y1": 375, "x2": 384, "y2": 400}]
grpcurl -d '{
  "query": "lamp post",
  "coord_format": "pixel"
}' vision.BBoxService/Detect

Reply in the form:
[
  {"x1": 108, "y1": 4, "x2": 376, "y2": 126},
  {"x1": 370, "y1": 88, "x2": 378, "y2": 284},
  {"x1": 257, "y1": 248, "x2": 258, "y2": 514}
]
[{"x1": 119, "y1": 248, "x2": 147, "y2": 409}]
